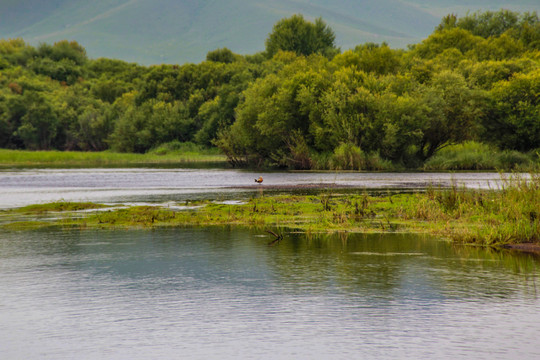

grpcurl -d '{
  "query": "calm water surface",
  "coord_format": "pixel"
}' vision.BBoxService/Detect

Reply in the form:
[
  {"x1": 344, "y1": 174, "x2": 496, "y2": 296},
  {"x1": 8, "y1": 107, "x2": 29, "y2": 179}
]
[
  {"x1": 1, "y1": 228, "x2": 539, "y2": 359},
  {"x1": 0, "y1": 168, "x2": 515, "y2": 208}
]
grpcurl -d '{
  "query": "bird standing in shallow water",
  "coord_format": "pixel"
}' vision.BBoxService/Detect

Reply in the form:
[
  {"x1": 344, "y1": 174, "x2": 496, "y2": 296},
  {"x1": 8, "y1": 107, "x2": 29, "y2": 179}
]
[{"x1": 255, "y1": 176, "x2": 263, "y2": 183}]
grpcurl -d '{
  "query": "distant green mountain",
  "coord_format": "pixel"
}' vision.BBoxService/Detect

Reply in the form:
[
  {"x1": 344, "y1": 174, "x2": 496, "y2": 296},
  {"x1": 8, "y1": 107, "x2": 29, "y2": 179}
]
[{"x1": 1, "y1": 0, "x2": 538, "y2": 64}]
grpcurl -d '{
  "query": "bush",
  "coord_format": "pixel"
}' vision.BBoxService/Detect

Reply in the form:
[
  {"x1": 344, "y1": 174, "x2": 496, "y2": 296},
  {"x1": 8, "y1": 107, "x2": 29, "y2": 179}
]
[
  {"x1": 331, "y1": 143, "x2": 364, "y2": 170},
  {"x1": 330, "y1": 143, "x2": 396, "y2": 171},
  {"x1": 498, "y1": 150, "x2": 536, "y2": 170},
  {"x1": 424, "y1": 141, "x2": 537, "y2": 170},
  {"x1": 363, "y1": 152, "x2": 397, "y2": 171}
]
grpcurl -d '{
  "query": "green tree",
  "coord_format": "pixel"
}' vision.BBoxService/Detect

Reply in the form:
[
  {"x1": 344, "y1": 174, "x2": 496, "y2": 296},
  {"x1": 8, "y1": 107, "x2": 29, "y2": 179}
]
[
  {"x1": 0, "y1": 93, "x2": 25, "y2": 148},
  {"x1": 90, "y1": 77, "x2": 133, "y2": 103},
  {"x1": 206, "y1": 48, "x2": 237, "y2": 63},
  {"x1": 0, "y1": 95, "x2": 13, "y2": 147},
  {"x1": 472, "y1": 33, "x2": 524, "y2": 60},
  {"x1": 148, "y1": 100, "x2": 195, "y2": 145},
  {"x1": 320, "y1": 77, "x2": 378, "y2": 151},
  {"x1": 87, "y1": 58, "x2": 147, "y2": 82},
  {"x1": 436, "y1": 10, "x2": 540, "y2": 50},
  {"x1": 14, "y1": 92, "x2": 58, "y2": 150},
  {"x1": 417, "y1": 71, "x2": 488, "y2": 159},
  {"x1": 455, "y1": 10, "x2": 520, "y2": 38},
  {"x1": 412, "y1": 28, "x2": 484, "y2": 59},
  {"x1": 108, "y1": 102, "x2": 152, "y2": 153},
  {"x1": 0, "y1": 38, "x2": 36, "y2": 67},
  {"x1": 487, "y1": 69, "x2": 540, "y2": 151},
  {"x1": 195, "y1": 88, "x2": 240, "y2": 146},
  {"x1": 73, "y1": 104, "x2": 113, "y2": 151},
  {"x1": 376, "y1": 92, "x2": 427, "y2": 165},
  {"x1": 265, "y1": 15, "x2": 337, "y2": 58},
  {"x1": 353, "y1": 43, "x2": 402, "y2": 75},
  {"x1": 217, "y1": 56, "x2": 328, "y2": 166},
  {"x1": 459, "y1": 58, "x2": 535, "y2": 89},
  {"x1": 37, "y1": 40, "x2": 87, "y2": 66},
  {"x1": 29, "y1": 57, "x2": 83, "y2": 85}
]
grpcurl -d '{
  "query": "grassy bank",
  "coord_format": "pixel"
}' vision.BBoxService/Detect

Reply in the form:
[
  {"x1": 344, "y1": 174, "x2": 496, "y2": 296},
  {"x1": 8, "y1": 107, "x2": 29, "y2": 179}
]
[
  {"x1": 0, "y1": 144, "x2": 227, "y2": 167},
  {"x1": 3, "y1": 174, "x2": 539, "y2": 247}
]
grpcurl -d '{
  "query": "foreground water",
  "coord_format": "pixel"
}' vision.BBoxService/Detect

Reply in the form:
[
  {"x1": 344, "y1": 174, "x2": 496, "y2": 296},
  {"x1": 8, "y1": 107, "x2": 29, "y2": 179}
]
[
  {"x1": 1, "y1": 228, "x2": 538, "y2": 359},
  {"x1": 0, "y1": 168, "x2": 517, "y2": 208}
]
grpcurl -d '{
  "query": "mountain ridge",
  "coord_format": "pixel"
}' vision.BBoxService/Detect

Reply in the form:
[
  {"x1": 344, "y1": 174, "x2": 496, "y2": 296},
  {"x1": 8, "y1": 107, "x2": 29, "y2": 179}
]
[{"x1": 1, "y1": 0, "x2": 538, "y2": 65}]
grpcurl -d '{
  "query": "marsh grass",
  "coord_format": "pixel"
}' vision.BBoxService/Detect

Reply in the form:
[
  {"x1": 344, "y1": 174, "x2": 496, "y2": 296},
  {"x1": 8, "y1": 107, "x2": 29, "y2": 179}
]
[
  {"x1": 3, "y1": 174, "x2": 539, "y2": 247},
  {"x1": 401, "y1": 173, "x2": 540, "y2": 245}
]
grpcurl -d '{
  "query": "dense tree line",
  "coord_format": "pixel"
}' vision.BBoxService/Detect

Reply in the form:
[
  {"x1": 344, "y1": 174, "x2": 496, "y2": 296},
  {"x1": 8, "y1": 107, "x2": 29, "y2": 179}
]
[{"x1": 1, "y1": 10, "x2": 539, "y2": 169}]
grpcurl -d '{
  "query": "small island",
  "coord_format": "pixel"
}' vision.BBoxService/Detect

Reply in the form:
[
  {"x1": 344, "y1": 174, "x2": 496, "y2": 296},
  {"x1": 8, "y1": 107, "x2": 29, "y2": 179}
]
[{"x1": 2, "y1": 174, "x2": 538, "y2": 251}]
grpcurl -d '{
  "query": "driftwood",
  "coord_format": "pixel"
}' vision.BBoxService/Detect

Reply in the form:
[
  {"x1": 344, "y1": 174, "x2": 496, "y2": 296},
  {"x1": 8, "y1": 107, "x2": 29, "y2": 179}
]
[{"x1": 266, "y1": 229, "x2": 283, "y2": 246}]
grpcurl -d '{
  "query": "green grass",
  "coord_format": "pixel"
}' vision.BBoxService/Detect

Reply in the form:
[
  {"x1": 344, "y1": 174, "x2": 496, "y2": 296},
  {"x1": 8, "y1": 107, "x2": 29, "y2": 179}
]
[
  {"x1": 3, "y1": 174, "x2": 539, "y2": 248},
  {"x1": 0, "y1": 147, "x2": 227, "y2": 167},
  {"x1": 398, "y1": 173, "x2": 540, "y2": 245}
]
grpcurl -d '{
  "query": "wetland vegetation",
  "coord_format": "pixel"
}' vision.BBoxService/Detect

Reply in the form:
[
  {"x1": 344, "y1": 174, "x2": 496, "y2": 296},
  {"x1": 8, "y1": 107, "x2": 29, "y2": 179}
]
[{"x1": 3, "y1": 173, "x2": 539, "y2": 249}]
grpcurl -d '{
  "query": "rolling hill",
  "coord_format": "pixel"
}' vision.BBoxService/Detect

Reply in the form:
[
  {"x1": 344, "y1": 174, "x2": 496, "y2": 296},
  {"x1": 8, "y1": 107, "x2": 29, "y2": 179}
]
[{"x1": 1, "y1": 0, "x2": 539, "y2": 65}]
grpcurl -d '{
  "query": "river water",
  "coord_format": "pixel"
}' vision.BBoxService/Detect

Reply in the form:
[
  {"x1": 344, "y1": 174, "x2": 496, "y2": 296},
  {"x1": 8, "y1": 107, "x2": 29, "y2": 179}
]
[
  {"x1": 0, "y1": 168, "x2": 517, "y2": 209},
  {"x1": 1, "y1": 168, "x2": 539, "y2": 359},
  {"x1": 0, "y1": 228, "x2": 538, "y2": 359}
]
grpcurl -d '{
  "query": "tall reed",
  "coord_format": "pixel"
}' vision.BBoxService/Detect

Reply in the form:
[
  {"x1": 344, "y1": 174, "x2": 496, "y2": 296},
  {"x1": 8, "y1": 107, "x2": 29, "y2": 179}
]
[{"x1": 410, "y1": 173, "x2": 540, "y2": 245}]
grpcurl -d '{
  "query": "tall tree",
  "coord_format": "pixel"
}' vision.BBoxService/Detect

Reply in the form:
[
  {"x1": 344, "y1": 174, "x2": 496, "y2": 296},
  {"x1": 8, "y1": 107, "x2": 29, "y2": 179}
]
[{"x1": 265, "y1": 15, "x2": 336, "y2": 58}]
